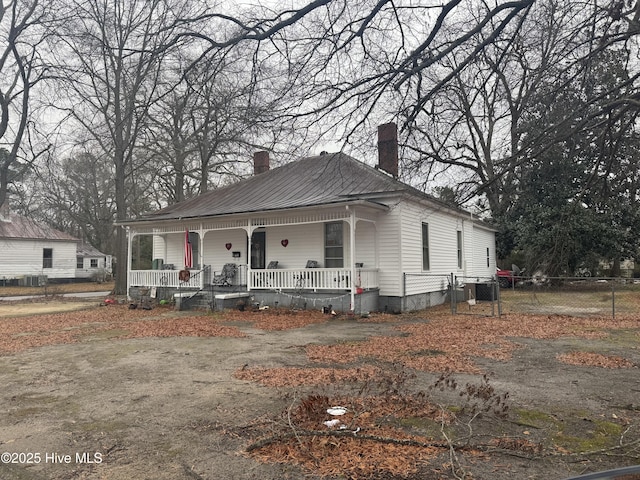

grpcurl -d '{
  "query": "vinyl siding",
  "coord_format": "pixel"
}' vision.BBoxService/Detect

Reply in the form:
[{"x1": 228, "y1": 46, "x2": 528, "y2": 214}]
[
  {"x1": 0, "y1": 238, "x2": 77, "y2": 279},
  {"x1": 400, "y1": 201, "x2": 462, "y2": 275},
  {"x1": 76, "y1": 256, "x2": 107, "y2": 278},
  {"x1": 354, "y1": 220, "x2": 376, "y2": 269},
  {"x1": 266, "y1": 224, "x2": 324, "y2": 268},
  {"x1": 470, "y1": 225, "x2": 496, "y2": 277},
  {"x1": 375, "y1": 202, "x2": 402, "y2": 296}
]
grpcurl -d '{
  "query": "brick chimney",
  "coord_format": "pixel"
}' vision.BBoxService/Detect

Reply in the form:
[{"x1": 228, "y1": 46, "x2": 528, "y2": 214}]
[
  {"x1": 253, "y1": 151, "x2": 270, "y2": 175},
  {"x1": 377, "y1": 122, "x2": 398, "y2": 178}
]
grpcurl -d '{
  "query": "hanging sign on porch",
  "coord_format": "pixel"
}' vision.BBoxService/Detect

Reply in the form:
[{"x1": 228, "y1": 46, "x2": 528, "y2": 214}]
[
  {"x1": 225, "y1": 243, "x2": 232, "y2": 250},
  {"x1": 281, "y1": 239, "x2": 289, "y2": 247}
]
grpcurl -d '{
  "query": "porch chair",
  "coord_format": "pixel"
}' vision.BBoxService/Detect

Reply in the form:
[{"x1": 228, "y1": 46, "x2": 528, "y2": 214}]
[
  {"x1": 305, "y1": 260, "x2": 319, "y2": 268},
  {"x1": 212, "y1": 263, "x2": 237, "y2": 287}
]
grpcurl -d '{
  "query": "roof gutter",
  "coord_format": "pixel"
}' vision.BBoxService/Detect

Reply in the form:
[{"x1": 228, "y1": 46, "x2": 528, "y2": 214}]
[{"x1": 114, "y1": 199, "x2": 389, "y2": 228}]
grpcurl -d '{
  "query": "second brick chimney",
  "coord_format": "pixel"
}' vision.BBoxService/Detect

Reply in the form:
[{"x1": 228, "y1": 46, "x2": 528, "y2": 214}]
[
  {"x1": 253, "y1": 151, "x2": 270, "y2": 175},
  {"x1": 377, "y1": 122, "x2": 398, "y2": 178}
]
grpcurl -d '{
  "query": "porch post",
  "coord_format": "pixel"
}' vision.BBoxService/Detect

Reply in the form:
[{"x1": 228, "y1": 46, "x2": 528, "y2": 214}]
[
  {"x1": 126, "y1": 226, "x2": 132, "y2": 300},
  {"x1": 199, "y1": 223, "x2": 204, "y2": 288},
  {"x1": 349, "y1": 207, "x2": 356, "y2": 312},
  {"x1": 246, "y1": 221, "x2": 253, "y2": 291}
]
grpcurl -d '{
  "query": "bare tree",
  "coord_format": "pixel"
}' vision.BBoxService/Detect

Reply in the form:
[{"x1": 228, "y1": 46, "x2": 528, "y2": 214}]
[
  {"x1": 186, "y1": 0, "x2": 638, "y2": 203},
  {"x1": 52, "y1": 0, "x2": 204, "y2": 294},
  {"x1": 37, "y1": 151, "x2": 117, "y2": 255},
  {"x1": 144, "y1": 51, "x2": 261, "y2": 204},
  {"x1": 0, "y1": 0, "x2": 54, "y2": 207}
]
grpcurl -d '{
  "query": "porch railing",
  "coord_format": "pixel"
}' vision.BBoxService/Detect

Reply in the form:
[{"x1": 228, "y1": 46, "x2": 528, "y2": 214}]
[
  {"x1": 130, "y1": 266, "x2": 378, "y2": 291},
  {"x1": 130, "y1": 266, "x2": 211, "y2": 289},
  {"x1": 249, "y1": 268, "x2": 378, "y2": 291}
]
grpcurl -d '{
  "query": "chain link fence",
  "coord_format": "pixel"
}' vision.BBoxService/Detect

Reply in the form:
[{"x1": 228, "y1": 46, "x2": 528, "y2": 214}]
[
  {"x1": 499, "y1": 276, "x2": 639, "y2": 318},
  {"x1": 403, "y1": 273, "x2": 454, "y2": 312},
  {"x1": 452, "y1": 275, "x2": 500, "y2": 316},
  {"x1": 403, "y1": 273, "x2": 640, "y2": 318}
]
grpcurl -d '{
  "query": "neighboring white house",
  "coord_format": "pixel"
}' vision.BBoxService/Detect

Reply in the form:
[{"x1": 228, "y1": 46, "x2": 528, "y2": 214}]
[
  {"x1": 0, "y1": 205, "x2": 79, "y2": 285},
  {"x1": 117, "y1": 123, "x2": 497, "y2": 312},
  {"x1": 76, "y1": 243, "x2": 112, "y2": 281}
]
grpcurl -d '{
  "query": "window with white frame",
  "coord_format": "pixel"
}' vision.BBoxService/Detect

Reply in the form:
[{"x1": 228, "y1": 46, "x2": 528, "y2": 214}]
[
  {"x1": 422, "y1": 223, "x2": 430, "y2": 270},
  {"x1": 457, "y1": 231, "x2": 463, "y2": 269},
  {"x1": 77, "y1": 257, "x2": 83, "y2": 269},
  {"x1": 486, "y1": 247, "x2": 490, "y2": 267},
  {"x1": 43, "y1": 248, "x2": 53, "y2": 269},
  {"x1": 324, "y1": 222, "x2": 344, "y2": 268},
  {"x1": 90, "y1": 259, "x2": 98, "y2": 268}
]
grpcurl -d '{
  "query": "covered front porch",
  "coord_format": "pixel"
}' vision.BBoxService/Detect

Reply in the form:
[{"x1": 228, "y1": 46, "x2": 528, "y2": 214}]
[{"x1": 125, "y1": 205, "x2": 383, "y2": 311}]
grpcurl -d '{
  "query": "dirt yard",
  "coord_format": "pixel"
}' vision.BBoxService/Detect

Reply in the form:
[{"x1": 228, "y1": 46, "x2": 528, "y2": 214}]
[{"x1": 0, "y1": 300, "x2": 639, "y2": 480}]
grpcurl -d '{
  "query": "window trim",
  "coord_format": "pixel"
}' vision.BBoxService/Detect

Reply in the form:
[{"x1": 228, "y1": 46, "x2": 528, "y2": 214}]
[
  {"x1": 457, "y1": 230, "x2": 463, "y2": 270},
  {"x1": 324, "y1": 221, "x2": 344, "y2": 268},
  {"x1": 43, "y1": 248, "x2": 53, "y2": 269},
  {"x1": 422, "y1": 223, "x2": 430, "y2": 271}
]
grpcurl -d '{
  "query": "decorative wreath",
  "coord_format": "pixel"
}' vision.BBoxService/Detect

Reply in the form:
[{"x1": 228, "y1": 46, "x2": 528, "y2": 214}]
[{"x1": 179, "y1": 269, "x2": 190, "y2": 282}]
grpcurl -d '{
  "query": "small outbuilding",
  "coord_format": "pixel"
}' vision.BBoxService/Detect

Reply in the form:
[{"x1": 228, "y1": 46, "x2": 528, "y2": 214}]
[{"x1": 0, "y1": 204, "x2": 79, "y2": 285}]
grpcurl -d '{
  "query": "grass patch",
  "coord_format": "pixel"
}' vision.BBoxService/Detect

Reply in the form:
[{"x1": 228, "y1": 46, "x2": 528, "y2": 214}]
[
  {"x1": 515, "y1": 408, "x2": 558, "y2": 429},
  {"x1": 553, "y1": 419, "x2": 623, "y2": 452},
  {"x1": 515, "y1": 408, "x2": 625, "y2": 454}
]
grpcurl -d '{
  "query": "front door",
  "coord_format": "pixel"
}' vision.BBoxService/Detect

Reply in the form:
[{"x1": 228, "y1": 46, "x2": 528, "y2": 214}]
[{"x1": 251, "y1": 231, "x2": 265, "y2": 269}]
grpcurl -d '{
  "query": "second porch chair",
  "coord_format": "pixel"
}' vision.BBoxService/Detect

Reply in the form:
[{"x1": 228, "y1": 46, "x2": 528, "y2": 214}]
[{"x1": 212, "y1": 263, "x2": 237, "y2": 287}]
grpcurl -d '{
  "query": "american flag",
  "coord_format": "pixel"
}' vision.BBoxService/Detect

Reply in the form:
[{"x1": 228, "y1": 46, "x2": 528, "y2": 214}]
[{"x1": 184, "y1": 229, "x2": 193, "y2": 268}]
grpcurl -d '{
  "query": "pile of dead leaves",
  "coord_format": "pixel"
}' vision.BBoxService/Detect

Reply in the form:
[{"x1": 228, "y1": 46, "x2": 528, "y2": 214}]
[
  {"x1": 0, "y1": 305, "x2": 246, "y2": 355},
  {"x1": 234, "y1": 365, "x2": 382, "y2": 387},
  {"x1": 246, "y1": 391, "x2": 451, "y2": 479},
  {"x1": 306, "y1": 313, "x2": 640, "y2": 374},
  {"x1": 557, "y1": 351, "x2": 637, "y2": 368}
]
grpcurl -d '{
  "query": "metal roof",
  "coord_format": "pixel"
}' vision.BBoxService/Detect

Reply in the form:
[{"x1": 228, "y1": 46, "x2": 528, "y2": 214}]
[
  {"x1": 0, "y1": 213, "x2": 79, "y2": 242},
  {"x1": 132, "y1": 153, "x2": 401, "y2": 222},
  {"x1": 124, "y1": 152, "x2": 483, "y2": 225},
  {"x1": 76, "y1": 243, "x2": 107, "y2": 257}
]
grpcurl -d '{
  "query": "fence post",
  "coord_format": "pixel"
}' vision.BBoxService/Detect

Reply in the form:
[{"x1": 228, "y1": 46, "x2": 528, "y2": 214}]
[
  {"x1": 495, "y1": 276, "x2": 502, "y2": 317},
  {"x1": 450, "y1": 273, "x2": 455, "y2": 314}
]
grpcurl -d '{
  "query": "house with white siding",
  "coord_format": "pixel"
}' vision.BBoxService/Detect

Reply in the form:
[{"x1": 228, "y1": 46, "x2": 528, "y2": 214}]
[
  {"x1": 0, "y1": 205, "x2": 79, "y2": 285},
  {"x1": 76, "y1": 243, "x2": 112, "y2": 281},
  {"x1": 117, "y1": 123, "x2": 497, "y2": 312}
]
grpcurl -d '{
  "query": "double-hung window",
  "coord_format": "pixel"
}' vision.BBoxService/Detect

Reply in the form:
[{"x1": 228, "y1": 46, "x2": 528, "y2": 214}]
[
  {"x1": 457, "y1": 231, "x2": 463, "y2": 269},
  {"x1": 43, "y1": 248, "x2": 53, "y2": 269},
  {"x1": 422, "y1": 223, "x2": 430, "y2": 270},
  {"x1": 324, "y1": 222, "x2": 344, "y2": 268}
]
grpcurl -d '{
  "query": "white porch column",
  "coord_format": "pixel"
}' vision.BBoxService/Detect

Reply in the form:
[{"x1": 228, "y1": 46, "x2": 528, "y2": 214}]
[
  {"x1": 245, "y1": 221, "x2": 254, "y2": 291},
  {"x1": 199, "y1": 223, "x2": 204, "y2": 287},
  {"x1": 349, "y1": 207, "x2": 356, "y2": 311},
  {"x1": 126, "y1": 226, "x2": 133, "y2": 300}
]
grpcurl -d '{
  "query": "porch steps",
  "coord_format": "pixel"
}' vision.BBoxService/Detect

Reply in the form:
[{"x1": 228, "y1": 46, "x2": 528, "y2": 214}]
[{"x1": 174, "y1": 291, "x2": 211, "y2": 311}]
